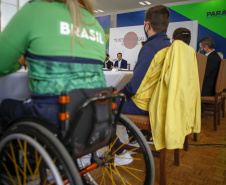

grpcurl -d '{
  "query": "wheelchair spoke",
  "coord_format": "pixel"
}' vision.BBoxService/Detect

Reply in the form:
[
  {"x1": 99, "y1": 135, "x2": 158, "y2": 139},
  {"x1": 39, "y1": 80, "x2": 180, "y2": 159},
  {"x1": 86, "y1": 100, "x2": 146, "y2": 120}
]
[
  {"x1": 114, "y1": 164, "x2": 143, "y2": 172},
  {"x1": 17, "y1": 139, "x2": 35, "y2": 180},
  {"x1": 104, "y1": 166, "x2": 116, "y2": 185},
  {"x1": 114, "y1": 161, "x2": 143, "y2": 182},
  {"x1": 32, "y1": 150, "x2": 43, "y2": 182},
  {"x1": 10, "y1": 143, "x2": 22, "y2": 185},
  {"x1": 100, "y1": 167, "x2": 106, "y2": 185},
  {"x1": 110, "y1": 168, "x2": 131, "y2": 185},
  {"x1": 109, "y1": 165, "x2": 127, "y2": 185},
  {"x1": 93, "y1": 165, "x2": 100, "y2": 182},
  {"x1": 23, "y1": 140, "x2": 27, "y2": 184},
  {"x1": 5, "y1": 151, "x2": 34, "y2": 183},
  {"x1": 104, "y1": 128, "x2": 124, "y2": 157},
  {"x1": 1, "y1": 163, "x2": 17, "y2": 185},
  {"x1": 79, "y1": 115, "x2": 154, "y2": 185},
  {"x1": 43, "y1": 165, "x2": 51, "y2": 185},
  {"x1": 106, "y1": 148, "x2": 138, "y2": 161}
]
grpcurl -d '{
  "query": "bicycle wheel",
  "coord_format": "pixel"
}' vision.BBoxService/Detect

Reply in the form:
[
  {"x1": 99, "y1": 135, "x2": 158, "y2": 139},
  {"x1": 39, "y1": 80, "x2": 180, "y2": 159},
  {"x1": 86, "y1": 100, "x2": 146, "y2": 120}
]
[
  {"x1": 79, "y1": 114, "x2": 155, "y2": 185},
  {"x1": 0, "y1": 121, "x2": 83, "y2": 185}
]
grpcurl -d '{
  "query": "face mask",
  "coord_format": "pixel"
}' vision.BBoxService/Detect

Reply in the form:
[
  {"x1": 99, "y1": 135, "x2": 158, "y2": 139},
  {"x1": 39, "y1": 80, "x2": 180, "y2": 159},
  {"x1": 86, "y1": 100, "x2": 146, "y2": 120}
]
[
  {"x1": 144, "y1": 25, "x2": 148, "y2": 39},
  {"x1": 200, "y1": 49, "x2": 206, "y2": 55}
]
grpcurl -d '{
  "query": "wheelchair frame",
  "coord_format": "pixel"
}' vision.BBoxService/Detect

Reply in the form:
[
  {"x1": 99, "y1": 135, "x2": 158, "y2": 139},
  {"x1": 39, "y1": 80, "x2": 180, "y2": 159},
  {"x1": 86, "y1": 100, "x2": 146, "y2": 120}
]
[{"x1": 0, "y1": 88, "x2": 155, "y2": 185}]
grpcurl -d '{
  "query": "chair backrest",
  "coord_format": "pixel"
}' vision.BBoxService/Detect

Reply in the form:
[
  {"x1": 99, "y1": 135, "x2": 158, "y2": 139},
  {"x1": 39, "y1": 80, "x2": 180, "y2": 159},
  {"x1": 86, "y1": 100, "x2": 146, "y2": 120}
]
[
  {"x1": 196, "y1": 53, "x2": 208, "y2": 92},
  {"x1": 215, "y1": 59, "x2": 226, "y2": 93},
  {"x1": 60, "y1": 87, "x2": 125, "y2": 159},
  {"x1": 220, "y1": 59, "x2": 226, "y2": 90},
  {"x1": 217, "y1": 52, "x2": 224, "y2": 59},
  {"x1": 127, "y1": 63, "x2": 130, "y2": 70}
]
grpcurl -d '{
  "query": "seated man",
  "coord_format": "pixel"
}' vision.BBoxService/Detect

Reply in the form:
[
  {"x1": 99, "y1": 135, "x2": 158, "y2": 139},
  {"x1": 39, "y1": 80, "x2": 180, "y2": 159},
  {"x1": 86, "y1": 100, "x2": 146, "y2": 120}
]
[
  {"x1": 103, "y1": 54, "x2": 113, "y2": 69},
  {"x1": 118, "y1": 5, "x2": 171, "y2": 115},
  {"x1": 114, "y1": 53, "x2": 127, "y2": 69},
  {"x1": 199, "y1": 36, "x2": 221, "y2": 96}
]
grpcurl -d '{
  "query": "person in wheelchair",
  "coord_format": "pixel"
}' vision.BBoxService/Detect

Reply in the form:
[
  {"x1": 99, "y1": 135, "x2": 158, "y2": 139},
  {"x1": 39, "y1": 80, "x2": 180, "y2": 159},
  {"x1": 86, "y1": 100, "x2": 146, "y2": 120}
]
[{"x1": 0, "y1": 0, "x2": 106, "y2": 131}]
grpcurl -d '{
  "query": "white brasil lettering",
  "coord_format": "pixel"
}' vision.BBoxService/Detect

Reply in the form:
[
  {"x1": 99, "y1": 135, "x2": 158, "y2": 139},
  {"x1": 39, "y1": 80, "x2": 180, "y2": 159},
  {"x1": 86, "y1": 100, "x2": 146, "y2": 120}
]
[{"x1": 60, "y1": 21, "x2": 104, "y2": 45}]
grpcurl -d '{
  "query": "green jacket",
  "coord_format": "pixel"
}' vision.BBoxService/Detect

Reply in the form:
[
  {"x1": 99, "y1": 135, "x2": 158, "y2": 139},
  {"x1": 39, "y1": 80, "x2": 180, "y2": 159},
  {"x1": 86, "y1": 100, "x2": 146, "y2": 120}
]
[{"x1": 0, "y1": 1, "x2": 106, "y2": 94}]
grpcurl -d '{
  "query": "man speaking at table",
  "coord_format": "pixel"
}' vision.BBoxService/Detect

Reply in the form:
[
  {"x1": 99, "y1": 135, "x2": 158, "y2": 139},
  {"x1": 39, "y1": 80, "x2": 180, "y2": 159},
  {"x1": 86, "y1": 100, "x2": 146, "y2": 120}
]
[
  {"x1": 114, "y1": 53, "x2": 127, "y2": 69},
  {"x1": 118, "y1": 5, "x2": 171, "y2": 115}
]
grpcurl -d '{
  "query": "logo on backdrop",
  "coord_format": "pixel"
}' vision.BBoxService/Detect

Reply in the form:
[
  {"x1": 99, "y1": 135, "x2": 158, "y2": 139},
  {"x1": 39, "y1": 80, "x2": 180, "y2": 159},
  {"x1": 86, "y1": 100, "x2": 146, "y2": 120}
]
[
  {"x1": 123, "y1": 32, "x2": 138, "y2": 49},
  {"x1": 207, "y1": 10, "x2": 226, "y2": 18},
  {"x1": 113, "y1": 32, "x2": 146, "y2": 49}
]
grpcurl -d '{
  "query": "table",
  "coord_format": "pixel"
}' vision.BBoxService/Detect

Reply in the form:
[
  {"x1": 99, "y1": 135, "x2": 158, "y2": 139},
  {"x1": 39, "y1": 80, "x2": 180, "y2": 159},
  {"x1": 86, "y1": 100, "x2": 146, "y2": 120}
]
[
  {"x1": 0, "y1": 70, "x2": 133, "y2": 103},
  {"x1": 0, "y1": 71, "x2": 31, "y2": 103},
  {"x1": 103, "y1": 70, "x2": 133, "y2": 91}
]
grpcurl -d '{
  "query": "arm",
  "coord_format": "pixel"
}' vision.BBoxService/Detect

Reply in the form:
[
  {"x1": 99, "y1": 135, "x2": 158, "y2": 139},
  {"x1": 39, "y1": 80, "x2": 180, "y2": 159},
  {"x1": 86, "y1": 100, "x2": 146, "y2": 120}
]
[
  {"x1": 122, "y1": 60, "x2": 127, "y2": 69},
  {"x1": 114, "y1": 61, "x2": 118, "y2": 67},
  {"x1": 120, "y1": 46, "x2": 155, "y2": 98},
  {"x1": 0, "y1": 3, "x2": 32, "y2": 76}
]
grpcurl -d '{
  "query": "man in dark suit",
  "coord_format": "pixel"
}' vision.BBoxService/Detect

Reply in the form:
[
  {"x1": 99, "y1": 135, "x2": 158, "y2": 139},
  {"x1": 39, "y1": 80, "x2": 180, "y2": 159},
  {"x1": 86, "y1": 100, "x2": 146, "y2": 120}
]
[
  {"x1": 103, "y1": 54, "x2": 113, "y2": 69},
  {"x1": 114, "y1": 53, "x2": 127, "y2": 69},
  {"x1": 199, "y1": 36, "x2": 221, "y2": 96}
]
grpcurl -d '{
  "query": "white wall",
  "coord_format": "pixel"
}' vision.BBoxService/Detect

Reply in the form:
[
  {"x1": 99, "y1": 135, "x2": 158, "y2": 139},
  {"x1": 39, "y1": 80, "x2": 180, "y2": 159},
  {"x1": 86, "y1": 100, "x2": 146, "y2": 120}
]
[
  {"x1": 109, "y1": 21, "x2": 198, "y2": 70},
  {"x1": 0, "y1": 0, "x2": 29, "y2": 31}
]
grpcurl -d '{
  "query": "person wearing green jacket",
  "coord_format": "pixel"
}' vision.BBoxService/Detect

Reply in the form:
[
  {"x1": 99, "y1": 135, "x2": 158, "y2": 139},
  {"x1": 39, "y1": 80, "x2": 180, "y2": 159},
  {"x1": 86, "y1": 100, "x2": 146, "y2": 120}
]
[{"x1": 0, "y1": 0, "x2": 106, "y2": 129}]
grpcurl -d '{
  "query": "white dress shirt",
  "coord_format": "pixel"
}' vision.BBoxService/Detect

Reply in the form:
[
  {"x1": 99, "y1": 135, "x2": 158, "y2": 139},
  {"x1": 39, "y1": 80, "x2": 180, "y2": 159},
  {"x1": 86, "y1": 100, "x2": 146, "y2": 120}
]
[
  {"x1": 118, "y1": 60, "x2": 122, "y2": 69},
  {"x1": 205, "y1": 51, "x2": 213, "y2": 56}
]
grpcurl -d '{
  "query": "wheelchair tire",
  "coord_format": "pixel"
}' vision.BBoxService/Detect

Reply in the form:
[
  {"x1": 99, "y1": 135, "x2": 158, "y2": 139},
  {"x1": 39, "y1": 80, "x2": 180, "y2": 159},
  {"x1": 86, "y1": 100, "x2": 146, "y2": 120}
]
[
  {"x1": 0, "y1": 121, "x2": 83, "y2": 185},
  {"x1": 79, "y1": 114, "x2": 155, "y2": 185}
]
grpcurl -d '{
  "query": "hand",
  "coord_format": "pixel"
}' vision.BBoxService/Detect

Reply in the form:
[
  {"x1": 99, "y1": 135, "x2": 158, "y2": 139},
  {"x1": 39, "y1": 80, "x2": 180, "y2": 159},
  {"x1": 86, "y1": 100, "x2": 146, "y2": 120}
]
[{"x1": 18, "y1": 55, "x2": 28, "y2": 69}]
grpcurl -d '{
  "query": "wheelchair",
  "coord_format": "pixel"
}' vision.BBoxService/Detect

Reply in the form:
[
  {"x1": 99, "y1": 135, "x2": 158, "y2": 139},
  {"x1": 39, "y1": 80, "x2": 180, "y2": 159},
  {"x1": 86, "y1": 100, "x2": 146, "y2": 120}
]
[{"x1": 0, "y1": 87, "x2": 155, "y2": 185}]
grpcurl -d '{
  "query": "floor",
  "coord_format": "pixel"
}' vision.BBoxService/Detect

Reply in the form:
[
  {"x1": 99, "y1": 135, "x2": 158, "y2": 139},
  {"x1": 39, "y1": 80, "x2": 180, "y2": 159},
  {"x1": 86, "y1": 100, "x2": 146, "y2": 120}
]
[{"x1": 153, "y1": 107, "x2": 226, "y2": 185}]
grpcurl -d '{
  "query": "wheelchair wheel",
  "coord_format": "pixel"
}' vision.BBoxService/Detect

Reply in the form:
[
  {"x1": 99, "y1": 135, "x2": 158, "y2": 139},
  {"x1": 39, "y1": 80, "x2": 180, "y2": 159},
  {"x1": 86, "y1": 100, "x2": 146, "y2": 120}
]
[
  {"x1": 0, "y1": 121, "x2": 83, "y2": 185},
  {"x1": 78, "y1": 114, "x2": 155, "y2": 185}
]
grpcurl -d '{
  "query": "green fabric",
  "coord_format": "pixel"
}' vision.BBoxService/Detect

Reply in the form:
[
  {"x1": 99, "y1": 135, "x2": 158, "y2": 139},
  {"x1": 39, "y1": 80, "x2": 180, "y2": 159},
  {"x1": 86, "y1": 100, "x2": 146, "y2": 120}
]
[
  {"x1": 27, "y1": 58, "x2": 106, "y2": 94},
  {"x1": 0, "y1": 1, "x2": 106, "y2": 94},
  {"x1": 170, "y1": 0, "x2": 226, "y2": 38}
]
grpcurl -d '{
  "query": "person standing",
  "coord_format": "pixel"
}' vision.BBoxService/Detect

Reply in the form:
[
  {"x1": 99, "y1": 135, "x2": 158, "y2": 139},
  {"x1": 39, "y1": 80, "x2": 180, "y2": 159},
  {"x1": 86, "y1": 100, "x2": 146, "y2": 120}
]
[
  {"x1": 199, "y1": 36, "x2": 221, "y2": 96},
  {"x1": 114, "y1": 53, "x2": 127, "y2": 69}
]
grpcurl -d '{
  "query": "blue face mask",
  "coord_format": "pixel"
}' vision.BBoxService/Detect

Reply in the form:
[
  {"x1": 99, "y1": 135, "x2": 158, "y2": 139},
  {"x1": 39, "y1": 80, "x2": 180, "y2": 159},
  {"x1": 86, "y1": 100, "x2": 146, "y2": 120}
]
[
  {"x1": 200, "y1": 49, "x2": 206, "y2": 55},
  {"x1": 144, "y1": 25, "x2": 148, "y2": 39}
]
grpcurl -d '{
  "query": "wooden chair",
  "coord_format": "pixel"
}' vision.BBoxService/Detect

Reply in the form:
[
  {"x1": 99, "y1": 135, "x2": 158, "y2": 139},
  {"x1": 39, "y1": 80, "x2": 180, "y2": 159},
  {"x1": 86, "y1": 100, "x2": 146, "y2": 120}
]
[
  {"x1": 200, "y1": 59, "x2": 225, "y2": 131},
  {"x1": 193, "y1": 53, "x2": 207, "y2": 141},
  {"x1": 220, "y1": 60, "x2": 226, "y2": 117},
  {"x1": 124, "y1": 114, "x2": 188, "y2": 185},
  {"x1": 127, "y1": 63, "x2": 130, "y2": 70},
  {"x1": 196, "y1": 53, "x2": 208, "y2": 92},
  {"x1": 222, "y1": 90, "x2": 226, "y2": 118}
]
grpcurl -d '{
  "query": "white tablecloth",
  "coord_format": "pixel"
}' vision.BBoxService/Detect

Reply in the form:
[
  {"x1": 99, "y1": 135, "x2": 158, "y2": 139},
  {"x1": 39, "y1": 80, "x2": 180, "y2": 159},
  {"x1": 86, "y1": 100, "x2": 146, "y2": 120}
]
[
  {"x1": 0, "y1": 71, "x2": 31, "y2": 102},
  {"x1": 0, "y1": 70, "x2": 133, "y2": 102},
  {"x1": 103, "y1": 71, "x2": 133, "y2": 91}
]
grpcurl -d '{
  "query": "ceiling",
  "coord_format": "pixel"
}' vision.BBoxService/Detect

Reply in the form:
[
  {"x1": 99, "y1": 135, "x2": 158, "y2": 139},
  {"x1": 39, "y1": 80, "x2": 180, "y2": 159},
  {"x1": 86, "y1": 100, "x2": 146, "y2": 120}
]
[{"x1": 94, "y1": 0, "x2": 213, "y2": 17}]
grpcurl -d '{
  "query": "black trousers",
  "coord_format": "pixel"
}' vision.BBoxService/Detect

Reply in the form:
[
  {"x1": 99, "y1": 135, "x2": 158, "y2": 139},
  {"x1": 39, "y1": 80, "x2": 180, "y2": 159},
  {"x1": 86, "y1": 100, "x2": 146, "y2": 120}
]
[{"x1": 0, "y1": 96, "x2": 60, "y2": 132}]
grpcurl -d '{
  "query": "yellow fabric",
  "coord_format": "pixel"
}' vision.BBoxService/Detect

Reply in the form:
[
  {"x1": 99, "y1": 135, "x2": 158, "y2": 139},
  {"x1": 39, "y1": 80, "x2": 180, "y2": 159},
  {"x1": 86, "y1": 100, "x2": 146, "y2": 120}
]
[
  {"x1": 131, "y1": 47, "x2": 169, "y2": 111},
  {"x1": 149, "y1": 40, "x2": 201, "y2": 150}
]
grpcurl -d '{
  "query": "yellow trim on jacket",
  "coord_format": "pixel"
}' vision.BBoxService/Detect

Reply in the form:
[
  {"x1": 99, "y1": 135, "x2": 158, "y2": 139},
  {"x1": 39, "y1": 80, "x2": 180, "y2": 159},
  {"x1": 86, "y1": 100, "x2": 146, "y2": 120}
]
[
  {"x1": 131, "y1": 47, "x2": 170, "y2": 111},
  {"x1": 149, "y1": 40, "x2": 201, "y2": 150}
]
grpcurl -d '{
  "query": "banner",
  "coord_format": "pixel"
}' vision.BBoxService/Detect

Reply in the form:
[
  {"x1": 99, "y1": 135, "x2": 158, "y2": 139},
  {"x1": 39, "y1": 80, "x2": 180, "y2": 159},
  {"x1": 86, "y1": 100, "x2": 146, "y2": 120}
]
[
  {"x1": 109, "y1": 21, "x2": 198, "y2": 70},
  {"x1": 96, "y1": 15, "x2": 111, "y2": 54}
]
